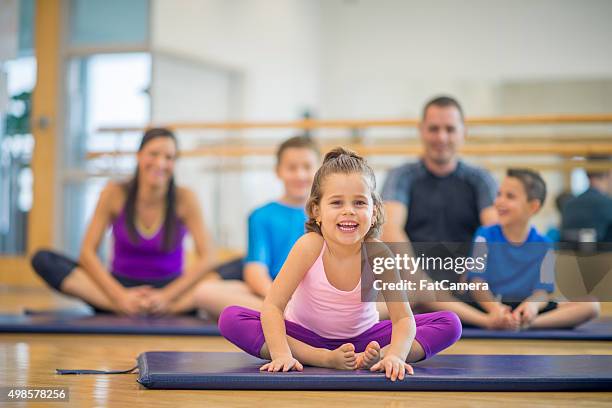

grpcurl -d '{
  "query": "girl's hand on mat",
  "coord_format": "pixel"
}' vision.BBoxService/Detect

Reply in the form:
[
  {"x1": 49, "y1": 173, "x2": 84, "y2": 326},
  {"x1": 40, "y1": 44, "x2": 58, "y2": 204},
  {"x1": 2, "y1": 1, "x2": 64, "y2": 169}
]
[
  {"x1": 260, "y1": 356, "x2": 303, "y2": 372},
  {"x1": 370, "y1": 355, "x2": 413, "y2": 381},
  {"x1": 513, "y1": 302, "x2": 539, "y2": 328}
]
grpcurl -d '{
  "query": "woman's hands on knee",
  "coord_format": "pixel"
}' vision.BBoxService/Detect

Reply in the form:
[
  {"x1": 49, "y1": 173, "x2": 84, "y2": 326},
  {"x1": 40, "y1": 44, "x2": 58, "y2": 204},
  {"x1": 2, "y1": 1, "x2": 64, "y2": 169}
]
[
  {"x1": 113, "y1": 286, "x2": 152, "y2": 316},
  {"x1": 140, "y1": 289, "x2": 173, "y2": 316}
]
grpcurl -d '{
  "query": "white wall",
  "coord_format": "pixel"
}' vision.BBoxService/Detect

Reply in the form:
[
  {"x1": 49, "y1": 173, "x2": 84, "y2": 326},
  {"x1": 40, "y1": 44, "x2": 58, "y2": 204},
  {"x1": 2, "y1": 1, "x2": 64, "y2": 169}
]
[
  {"x1": 152, "y1": 0, "x2": 612, "y2": 120},
  {"x1": 151, "y1": 0, "x2": 321, "y2": 121},
  {"x1": 319, "y1": 0, "x2": 612, "y2": 118}
]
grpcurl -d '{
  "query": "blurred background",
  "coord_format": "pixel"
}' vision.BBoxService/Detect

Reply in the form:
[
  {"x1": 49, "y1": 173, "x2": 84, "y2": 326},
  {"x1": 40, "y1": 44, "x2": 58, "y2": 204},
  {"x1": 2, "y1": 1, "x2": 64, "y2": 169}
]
[{"x1": 1, "y1": 0, "x2": 611, "y2": 286}]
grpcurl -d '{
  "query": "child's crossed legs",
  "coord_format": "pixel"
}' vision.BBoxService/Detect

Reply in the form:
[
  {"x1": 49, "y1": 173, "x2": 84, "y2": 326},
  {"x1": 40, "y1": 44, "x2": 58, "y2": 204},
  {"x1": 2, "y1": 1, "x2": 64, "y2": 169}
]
[{"x1": 219, "y1": 306, "x2": 461, "y2": 370}]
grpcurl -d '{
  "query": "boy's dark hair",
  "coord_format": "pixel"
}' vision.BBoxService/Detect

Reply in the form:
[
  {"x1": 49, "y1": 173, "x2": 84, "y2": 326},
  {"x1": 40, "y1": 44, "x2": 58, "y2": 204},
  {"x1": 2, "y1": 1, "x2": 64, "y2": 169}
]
[
  {"x1": 422, "y1": 95, "x2": 464, "y2": 122},
  {"x1": 507, "y1": 168, "x2": 547, "y2": 207},
  {"x1": 276, "y1": 135, "x2": 320, "y2": 165},
  {"x1": 585, "y1": 155, "x2": 612, "y2": 179}
]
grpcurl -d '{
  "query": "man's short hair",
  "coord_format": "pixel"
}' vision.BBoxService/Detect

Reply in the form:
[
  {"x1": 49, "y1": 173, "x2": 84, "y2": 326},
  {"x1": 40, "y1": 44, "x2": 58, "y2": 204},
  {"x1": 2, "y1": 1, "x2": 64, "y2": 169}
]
[
  {"x1": 422, "y1": 95, "x2": 464, "y2": 122},
  {"x1": 585, "y1": 155, "x2": 612, "y2": 179},
  {"x1": 507, "y1": 168, "x2": 547, "y2": 206},
  {"x1": 276, "y1": 135, "x2": 320, "y2": 165}
]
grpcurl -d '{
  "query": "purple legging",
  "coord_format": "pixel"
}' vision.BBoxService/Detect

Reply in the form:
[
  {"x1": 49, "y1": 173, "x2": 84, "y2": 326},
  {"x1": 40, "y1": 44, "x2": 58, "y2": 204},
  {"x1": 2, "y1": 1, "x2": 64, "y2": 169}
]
[{"x1": 218, "y1": 306, "x2": 461, "y2": 361}]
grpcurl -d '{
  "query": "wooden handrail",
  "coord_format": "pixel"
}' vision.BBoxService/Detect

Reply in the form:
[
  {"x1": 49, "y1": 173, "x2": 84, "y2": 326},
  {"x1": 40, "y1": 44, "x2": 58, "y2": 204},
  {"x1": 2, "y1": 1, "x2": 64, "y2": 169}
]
[
  {"x1": 69, "y1": 161, "x2": 612, "y2": 178},
  {"x1": 94, "y1": 133, "x2": 612, "y2": 145},
  {"x1": 97, "y1": 113, "x2": 612, "y2": 133},
  {"x1": 87, "y1": 142, "x2": 612, "y2": 159}
]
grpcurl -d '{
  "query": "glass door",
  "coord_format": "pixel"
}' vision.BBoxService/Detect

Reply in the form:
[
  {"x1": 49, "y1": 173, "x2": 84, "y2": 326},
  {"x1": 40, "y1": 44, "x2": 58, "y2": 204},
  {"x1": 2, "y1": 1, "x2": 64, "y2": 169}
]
[{"x1": 0, "y1": 0, "x2": 47, "y2": 285}]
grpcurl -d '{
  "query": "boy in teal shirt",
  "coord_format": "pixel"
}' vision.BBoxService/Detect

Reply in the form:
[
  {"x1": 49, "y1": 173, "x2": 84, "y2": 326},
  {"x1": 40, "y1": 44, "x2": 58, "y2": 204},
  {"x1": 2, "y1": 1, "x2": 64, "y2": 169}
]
[{"x1": 195, "y1": 136, "x2": 319, "y2": 318}]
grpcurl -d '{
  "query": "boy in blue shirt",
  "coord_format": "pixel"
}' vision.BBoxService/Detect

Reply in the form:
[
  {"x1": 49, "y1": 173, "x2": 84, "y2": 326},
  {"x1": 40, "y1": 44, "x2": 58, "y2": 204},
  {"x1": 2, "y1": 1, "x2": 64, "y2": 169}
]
[
  {"x1": 466, "y1": 169, "x2": 599, "y2": 330},
  {"x1": 195, "y1": 136, "x2": 320, "y2": 318}
]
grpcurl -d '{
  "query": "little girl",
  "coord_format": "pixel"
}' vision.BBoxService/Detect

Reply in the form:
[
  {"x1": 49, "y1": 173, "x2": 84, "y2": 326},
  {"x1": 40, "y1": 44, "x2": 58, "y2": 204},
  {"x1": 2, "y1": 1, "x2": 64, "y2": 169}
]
[{"x1": 219, "y1": 148, "x2": 461, "y2": 381}]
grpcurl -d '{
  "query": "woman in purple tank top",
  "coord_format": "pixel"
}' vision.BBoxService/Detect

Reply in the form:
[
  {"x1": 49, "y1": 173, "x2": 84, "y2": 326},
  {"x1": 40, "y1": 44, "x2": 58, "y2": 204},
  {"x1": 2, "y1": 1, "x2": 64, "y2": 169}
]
[{"x1": 31, "y1": 128, "x2": 215, "y2": 316}]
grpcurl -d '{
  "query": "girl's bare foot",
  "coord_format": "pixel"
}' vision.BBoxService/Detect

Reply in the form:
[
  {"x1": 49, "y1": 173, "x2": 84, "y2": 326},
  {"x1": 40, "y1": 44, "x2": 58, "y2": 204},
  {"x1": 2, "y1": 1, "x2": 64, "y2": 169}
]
[
  {"x1": 325, "y1": 343, "x2": 357, "y2": 370},
  {"x1": 356, "y1": 341, "x2": 381, "y2": 369}
]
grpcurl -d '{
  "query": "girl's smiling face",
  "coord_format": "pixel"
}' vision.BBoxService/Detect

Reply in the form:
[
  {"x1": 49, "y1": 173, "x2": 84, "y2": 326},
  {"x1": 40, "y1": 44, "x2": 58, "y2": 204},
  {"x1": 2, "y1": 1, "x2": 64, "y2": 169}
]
[{"x1": 313, "y1": 172, "x2": 375, "y2": 245}]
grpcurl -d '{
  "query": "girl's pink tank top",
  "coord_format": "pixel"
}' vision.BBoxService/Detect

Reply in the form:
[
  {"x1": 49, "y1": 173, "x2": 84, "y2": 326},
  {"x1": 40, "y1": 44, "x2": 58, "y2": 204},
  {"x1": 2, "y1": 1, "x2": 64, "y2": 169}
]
[{"x1": 284, "y1": 242, "x2": 379, "y2": 339}]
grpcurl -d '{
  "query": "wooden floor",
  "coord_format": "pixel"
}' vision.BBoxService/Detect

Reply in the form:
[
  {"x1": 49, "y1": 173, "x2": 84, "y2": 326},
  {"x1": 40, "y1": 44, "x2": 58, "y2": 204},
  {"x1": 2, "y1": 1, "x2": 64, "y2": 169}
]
[{"x1": 1, "y1": 286, "x2": 611, "y2": 407}]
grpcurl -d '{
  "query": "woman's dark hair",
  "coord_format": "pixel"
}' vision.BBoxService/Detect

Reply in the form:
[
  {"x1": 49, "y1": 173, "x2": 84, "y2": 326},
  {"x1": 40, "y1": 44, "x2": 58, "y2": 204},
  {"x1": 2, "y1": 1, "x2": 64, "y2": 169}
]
[{"x1": 124, "y1": 127, "x2": 179, "y2": 252}]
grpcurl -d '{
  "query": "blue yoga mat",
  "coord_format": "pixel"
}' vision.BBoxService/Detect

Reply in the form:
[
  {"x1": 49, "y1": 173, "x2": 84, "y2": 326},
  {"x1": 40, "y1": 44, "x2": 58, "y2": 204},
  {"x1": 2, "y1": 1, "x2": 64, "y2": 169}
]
[
  {"x1": 0, "y1": 313, "x2": 220, "y2": 336},
  {"x1": 136, "y1": 352, "x2": 612, "y2": 391},
  {"x1": 461, "y1": 317, "x2": 612, "y2": 340}
]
